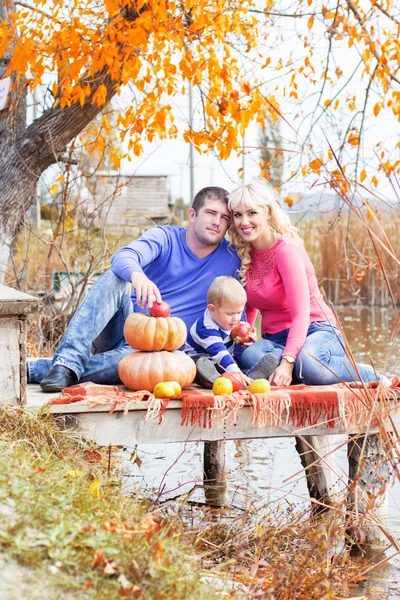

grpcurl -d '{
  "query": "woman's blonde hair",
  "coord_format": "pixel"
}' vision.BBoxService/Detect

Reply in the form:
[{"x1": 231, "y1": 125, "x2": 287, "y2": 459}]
[
  {"x1": 228, "y1": 181, "x2": 301, "y2": 284},
  {"x1": 207, "y1": 276, "x2": 246, "y2": 306}
]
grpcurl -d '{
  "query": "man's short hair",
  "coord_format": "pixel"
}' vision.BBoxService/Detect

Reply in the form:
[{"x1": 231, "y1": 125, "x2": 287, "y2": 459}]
[
  {"x1": 191, "y1": 186, "x2": 229, "y2": 214},
  {"x1": 208, "y1": 276, "x2": 246, "y2": 306}
]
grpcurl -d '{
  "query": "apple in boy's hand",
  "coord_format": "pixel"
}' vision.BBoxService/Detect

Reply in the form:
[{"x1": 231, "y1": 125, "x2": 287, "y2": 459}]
[
  {"x1": 230, "y1": 321, "x2": 256, "y2": 345},
  {"x1": 149, "y1": 300, "x2": 171, "y2": 318}
]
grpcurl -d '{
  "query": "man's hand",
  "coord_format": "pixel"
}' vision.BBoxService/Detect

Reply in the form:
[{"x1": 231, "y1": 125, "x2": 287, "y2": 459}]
[
  {"x1": 269, "y1": 360, "x2": 294, "y2": 387},
  {"x1": 130, "y1": 272, "x2": 162, "y2": 309}
]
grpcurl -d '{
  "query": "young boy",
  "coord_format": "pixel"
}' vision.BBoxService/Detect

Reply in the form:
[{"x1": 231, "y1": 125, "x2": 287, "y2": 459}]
[{"x1": 185, "y1": 276, "x2": 277, "y2": 388}]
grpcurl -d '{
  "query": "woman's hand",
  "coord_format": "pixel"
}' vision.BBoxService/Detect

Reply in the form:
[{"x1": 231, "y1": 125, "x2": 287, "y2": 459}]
[
  {"x1": 242, "y1": 329, "x2": 257, "y2": 347},
  {"x1": 269, "y1": 359, "x2": 294, "y2": 387}
]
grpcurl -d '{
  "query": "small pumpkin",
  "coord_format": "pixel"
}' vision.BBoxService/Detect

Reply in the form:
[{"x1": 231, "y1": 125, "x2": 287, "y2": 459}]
[
  {"x1": 118, "y1": 350, "x2": 196, "y2": 392},
  {"x1": 124, "y1": 312, "x2": 187, "y2": 352}
]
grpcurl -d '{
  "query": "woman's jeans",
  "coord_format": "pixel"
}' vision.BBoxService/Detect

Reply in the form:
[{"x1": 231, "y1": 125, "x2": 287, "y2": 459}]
[
  {"x1": 27, "y1": 271, "x2": 135, "y2": 385},
  {"x1": 240, "y1": 321, "x2": 379, "y2": 385}
]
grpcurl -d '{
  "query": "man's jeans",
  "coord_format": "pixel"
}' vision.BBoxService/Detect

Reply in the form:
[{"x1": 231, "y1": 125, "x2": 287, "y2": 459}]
[
  {"x1": 28, "y1": 271, "x2": 135, "y2": 385},
  {"x1": 240, "y1": 320, "x2": 379, "y2": 385}
]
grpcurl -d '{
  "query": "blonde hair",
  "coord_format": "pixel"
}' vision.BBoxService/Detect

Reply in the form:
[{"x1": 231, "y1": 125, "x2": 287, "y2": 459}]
[
  {"x1": 207, "y1": 276, "x2": 246, "y2": 306},
  {"x1": 228, "y1": 181, "x2": 302, "y2": 284}
]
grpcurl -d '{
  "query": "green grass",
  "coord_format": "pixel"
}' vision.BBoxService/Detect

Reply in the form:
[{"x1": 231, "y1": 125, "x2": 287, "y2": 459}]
[{"x1": 0, "y1": 407, "x2": 214, "y2": 599}]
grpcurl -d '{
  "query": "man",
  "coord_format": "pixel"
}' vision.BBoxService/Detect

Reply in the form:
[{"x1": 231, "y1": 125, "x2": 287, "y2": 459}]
[{"x1": 29, "y1": 186, "x2": 240, "y2": 392}]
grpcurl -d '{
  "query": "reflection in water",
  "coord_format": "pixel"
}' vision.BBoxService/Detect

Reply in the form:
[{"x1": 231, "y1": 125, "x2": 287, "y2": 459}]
[{"x1": 123, "y1": 307, "x2": 400, "y2": 598}]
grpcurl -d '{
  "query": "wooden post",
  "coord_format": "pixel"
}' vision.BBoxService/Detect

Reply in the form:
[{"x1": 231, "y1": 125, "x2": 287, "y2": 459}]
[
  {"x1": 0, "y1": 284, "x2": 38, "y2": 406},
  {"x1": 295, "y1": 435, "x2": 340, "y2": 514},
  {"x1": 203, "y1": 440, "x2": 227, "y2": 507},
  {"x1": 347, "y1": 433, "x2": 391, "y2": 550}
]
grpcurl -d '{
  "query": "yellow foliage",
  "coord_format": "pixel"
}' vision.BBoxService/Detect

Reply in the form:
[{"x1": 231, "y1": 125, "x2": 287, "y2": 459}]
[
  {"x1": 89, "y1": 480, "x2": 103, "y2": 498},
  {"x1": 1, "y1": 0, "x2": 399, "y2": 170}
]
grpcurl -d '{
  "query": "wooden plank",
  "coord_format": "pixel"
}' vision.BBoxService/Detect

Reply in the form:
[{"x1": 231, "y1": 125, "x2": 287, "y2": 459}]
[
  {"x1": 0, "y1": 284, "x2": 38, "y2": 316},
  {"x1": 0, "y1": 319, "x2": 21, "y2": 404},
  {"x1": 26, "y1": 385, "x2": 400, "y2": 445},
  {"x1": 347, "y1": 433, "x2": 392, "y2": 549}
]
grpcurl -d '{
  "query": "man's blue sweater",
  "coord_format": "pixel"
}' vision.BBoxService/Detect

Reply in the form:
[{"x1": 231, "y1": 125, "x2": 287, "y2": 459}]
[{"x1": 111, "y1": 226, "x2": 240, "y2": 332}]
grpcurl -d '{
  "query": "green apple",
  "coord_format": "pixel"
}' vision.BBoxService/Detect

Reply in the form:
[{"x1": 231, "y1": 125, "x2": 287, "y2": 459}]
[
  {"x1": 212, "y1": 376, "x2": 233, "y2": 395},
  {"x1": 249, "y1": 378, "x2": 271, "y2": 394}
]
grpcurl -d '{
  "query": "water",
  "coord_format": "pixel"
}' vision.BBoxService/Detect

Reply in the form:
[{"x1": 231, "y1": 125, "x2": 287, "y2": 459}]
[{"x1": 124, "y1": 306, "x2": 400, "y2": 597}]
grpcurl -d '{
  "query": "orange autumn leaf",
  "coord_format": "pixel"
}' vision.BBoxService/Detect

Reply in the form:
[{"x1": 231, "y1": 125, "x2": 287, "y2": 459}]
[
  {"x1": 151, "y1": 541, "x2": 164, "y2": 563},
  {"x1": 374, "y1": 102, "x2": 381, "y2": 116},
  {"x1": 360, "y1": 169, "x2": 367, "y2": 182},
  {"x1": 91, "y1": 547, "x2": 105, "y2": 568},
  {"x1": 309, "y1": 158, "x2": 323, "y2": 172},
  {"x1": 284, "y1": 196, "x2": 294, "y2": 208},
  {"x1": 140, "y1": 513, "x2": 162, "y2": 542}
]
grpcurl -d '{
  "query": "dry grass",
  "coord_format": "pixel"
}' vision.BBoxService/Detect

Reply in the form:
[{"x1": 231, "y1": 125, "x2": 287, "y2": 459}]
[
  {"x1": 299, "y1": 212, "x2": 400, "y2": 306},
  {"x1": 0, "y1": 406, "x2": 383, "y2": 600}
]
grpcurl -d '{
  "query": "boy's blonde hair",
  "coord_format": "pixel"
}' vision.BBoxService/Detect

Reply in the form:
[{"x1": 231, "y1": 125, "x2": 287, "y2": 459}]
[{"x1": 207, "y1": 276, "x2": 246, "y2": 306}]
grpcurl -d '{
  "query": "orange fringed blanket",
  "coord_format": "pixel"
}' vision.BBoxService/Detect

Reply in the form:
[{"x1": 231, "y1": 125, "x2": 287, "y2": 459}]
[{"x1": 50, "y1": 378, "x2": 400, "y2": 430}]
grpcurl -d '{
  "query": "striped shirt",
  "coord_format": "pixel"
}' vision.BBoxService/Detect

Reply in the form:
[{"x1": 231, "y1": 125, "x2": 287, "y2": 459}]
[{"x1": 185, "y1": 309, "x2": 241, "y2": 373}]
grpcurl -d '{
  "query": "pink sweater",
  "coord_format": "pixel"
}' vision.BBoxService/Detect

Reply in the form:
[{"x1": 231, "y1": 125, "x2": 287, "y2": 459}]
[{"x1": 245, "y1": 235, "x2": 334, "y2": 358}]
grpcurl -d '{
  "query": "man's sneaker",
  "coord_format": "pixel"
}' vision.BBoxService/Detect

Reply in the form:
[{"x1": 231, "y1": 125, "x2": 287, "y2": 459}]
[
  {"x1": 195, "y1": 357, "x2": 220, "y2": 389},
  {"x1": 40, "y1": 365, "x2": 77, "y2": 393},
  {"x1": 248, "y1": 353, "x2": 278, "y2": 380}
]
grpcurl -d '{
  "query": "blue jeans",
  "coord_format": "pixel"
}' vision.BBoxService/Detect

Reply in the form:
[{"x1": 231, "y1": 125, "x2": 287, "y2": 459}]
[
  {"x1": 28, "y1": 271, "x2": 135, "y2": 384},
  {"x1": 240, "y1": 321, "x2": 379, "y2": 385}
]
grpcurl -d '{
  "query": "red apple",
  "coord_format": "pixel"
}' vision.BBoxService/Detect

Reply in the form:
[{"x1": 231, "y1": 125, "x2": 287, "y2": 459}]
[
  {"x1": 230, "y1": 321, "x2": 256, "y2": 345},
  {"x1": 149, "y1": 300, "x2": 171, "y2": 318},
  {"x1": 222, "y1": 372, "x2": 243, "y2": 392}
]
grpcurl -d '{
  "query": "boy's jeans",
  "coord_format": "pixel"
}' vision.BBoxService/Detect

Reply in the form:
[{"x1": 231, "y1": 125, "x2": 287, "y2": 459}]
[
  {"x1": 28, "y1": 271, "x2": 135, "y2": 385},
  {"x1": 241, "y1": 321, "x2": 378, "y2": 385}
]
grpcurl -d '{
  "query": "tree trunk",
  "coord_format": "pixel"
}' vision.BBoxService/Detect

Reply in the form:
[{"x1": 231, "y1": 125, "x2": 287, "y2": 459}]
[{"x1": 0, "y1": 5, "x2": 141, "y2": 283}]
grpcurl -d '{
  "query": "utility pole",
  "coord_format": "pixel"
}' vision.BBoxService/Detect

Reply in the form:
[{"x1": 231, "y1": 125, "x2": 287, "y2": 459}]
[
  {"x1": 242, "y1": 134, "x2": 245, "y2": 183},
  {"x1": 33, "y1": 88, "x2": 41, "y2": 229}
]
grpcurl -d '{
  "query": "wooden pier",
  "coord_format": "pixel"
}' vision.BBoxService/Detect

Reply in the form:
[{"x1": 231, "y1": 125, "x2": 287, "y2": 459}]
[
  {"x1": 27, "y1": 383, "x2": 399, "y2": 550},
  {"x1": 1, "y1": 284, "x2": 398, "y2": 551}
]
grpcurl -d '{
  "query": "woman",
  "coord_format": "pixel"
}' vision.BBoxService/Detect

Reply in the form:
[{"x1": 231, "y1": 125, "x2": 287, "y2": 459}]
[{"x1": 229, "y1": 181, "x2": 379, "y2": 387}]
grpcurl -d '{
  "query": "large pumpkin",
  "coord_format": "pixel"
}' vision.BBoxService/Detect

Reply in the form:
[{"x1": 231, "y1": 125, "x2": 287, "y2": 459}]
[
  {"x1": 118, "y1": 350, "x2": 196, "y2": 392},
  {"x1": 124, "y1": 312, "x2": 187, "y2": 352}
]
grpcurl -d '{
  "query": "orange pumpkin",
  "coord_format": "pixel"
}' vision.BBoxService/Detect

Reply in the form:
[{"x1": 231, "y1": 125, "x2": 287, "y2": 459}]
[
  {"x1": 124, "y1": 312, "x2": 187, "y2": 352},
  {"x1": 118, "y1": 350, "x2": 196, "y2": 392}
]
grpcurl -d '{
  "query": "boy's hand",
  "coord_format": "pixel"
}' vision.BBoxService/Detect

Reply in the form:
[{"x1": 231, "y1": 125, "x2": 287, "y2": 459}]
[{"x1": 231, "y1": 372, "x2": 252, "y2": 387}]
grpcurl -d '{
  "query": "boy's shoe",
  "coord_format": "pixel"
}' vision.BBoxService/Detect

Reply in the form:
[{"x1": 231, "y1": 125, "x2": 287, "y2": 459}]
[
  {"x1": 248, "y1": 353, "x2": 279, "y2": 380},
  {"x1": 195, "y1": 357, "x2": 220, "y2": 389}
]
